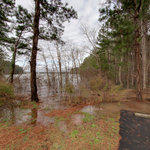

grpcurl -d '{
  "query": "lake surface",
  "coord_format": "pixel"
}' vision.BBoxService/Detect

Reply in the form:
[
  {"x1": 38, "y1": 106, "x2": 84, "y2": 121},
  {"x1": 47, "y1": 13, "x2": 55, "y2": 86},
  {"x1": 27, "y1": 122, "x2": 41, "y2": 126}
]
[{"x1": 12, "y1": 73, "x2": 79, "y2": 97}]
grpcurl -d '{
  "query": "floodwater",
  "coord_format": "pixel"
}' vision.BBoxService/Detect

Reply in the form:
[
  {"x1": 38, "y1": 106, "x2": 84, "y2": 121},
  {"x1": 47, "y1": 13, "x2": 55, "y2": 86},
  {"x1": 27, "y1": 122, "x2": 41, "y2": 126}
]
[
  {"x1": 1, "y1": 99, "x2": 150, "y2": 149},
  {"x1": 1, "y1": 73, "x2": 150, "y2": 149},
  {"x1": 12, "y1": 73, "x2": 79, "y2": 97},
  {"x1": 1, "y1": 73, "x2": 81, "y2": 126}
]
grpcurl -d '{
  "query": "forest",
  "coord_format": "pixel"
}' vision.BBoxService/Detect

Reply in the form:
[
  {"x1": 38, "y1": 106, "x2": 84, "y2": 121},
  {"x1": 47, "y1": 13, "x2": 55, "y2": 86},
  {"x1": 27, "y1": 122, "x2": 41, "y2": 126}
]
[{"x1": 0, "y1": 0, "x2": 150, "y2": 149}]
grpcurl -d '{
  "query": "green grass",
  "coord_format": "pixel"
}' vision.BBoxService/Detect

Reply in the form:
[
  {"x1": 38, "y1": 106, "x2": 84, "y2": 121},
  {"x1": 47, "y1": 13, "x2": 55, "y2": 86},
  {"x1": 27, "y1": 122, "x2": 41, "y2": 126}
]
[
  {"x1": 0, "y1": 112, "x2": 120, "y2": 150},
  {"x1": 82, "y1": 112, "x2": 95, "y2": 123}
]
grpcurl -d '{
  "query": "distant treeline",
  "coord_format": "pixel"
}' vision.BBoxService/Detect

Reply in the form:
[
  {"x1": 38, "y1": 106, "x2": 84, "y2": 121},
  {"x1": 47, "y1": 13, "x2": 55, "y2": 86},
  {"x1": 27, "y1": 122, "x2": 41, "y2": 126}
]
[{"x1": 0, "y1": 60, "x2": 23, "y2": 75}]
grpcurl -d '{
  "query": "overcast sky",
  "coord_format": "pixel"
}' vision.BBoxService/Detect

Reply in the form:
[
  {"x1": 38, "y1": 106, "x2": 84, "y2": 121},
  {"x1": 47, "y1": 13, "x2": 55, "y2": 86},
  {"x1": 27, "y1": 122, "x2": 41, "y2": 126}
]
[
  {"x1": 16, "y1": 0, "x2": 105, "y2": 44},
  {"x1": 15, "y1": 0, "x2": 105, "y2": 70}
]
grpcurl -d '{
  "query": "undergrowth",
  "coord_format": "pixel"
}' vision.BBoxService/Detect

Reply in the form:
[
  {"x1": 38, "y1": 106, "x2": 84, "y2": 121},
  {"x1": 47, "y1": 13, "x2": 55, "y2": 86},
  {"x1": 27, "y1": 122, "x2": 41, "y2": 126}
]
[
  {"x1": 0, "y1": 80, "x2": 14, "y2": 99},
  {"x1": 63, "y1": 74, "x2": 127, "y2": 106}
]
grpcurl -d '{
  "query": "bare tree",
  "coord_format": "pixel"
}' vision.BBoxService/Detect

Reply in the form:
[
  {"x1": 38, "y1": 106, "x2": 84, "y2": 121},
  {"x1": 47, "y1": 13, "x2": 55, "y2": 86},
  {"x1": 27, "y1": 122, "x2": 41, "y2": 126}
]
[
  {"x1": 41, "y1": 52, "x2": 51, "y2": 90},
  {"x1": 80, "y1": 24, "x2": 100, "y2": 68},
  {"x1": 55, "y1": 43, "x2": 63, "y2": 92},
  {"x1": 48, "y1": 46, "x2": 59, "y2": 92},
  {"x1": 80, "y1": 24, "x2": 97, "y2": 50}
]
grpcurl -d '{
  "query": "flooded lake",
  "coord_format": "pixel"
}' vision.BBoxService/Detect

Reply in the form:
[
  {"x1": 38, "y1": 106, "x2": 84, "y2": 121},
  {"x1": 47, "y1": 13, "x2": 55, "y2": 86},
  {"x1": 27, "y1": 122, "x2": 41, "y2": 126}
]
[
  {"x1": 12, "y1": 73, "x2": 79, "y2": 97},
  {"x1": 0, "y1": 73, "x2": 150, "y2": 149}
]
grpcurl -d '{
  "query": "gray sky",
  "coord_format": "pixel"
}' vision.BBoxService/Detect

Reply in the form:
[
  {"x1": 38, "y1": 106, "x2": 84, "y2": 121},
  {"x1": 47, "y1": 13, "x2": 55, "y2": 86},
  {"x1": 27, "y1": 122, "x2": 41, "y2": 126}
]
[
  {"x1": 62, "y1": 0, "x2": 103, "y2": 44},
  {"x1": 16, "y1": 0, "x2": 105, "y2": 44},
  {"x1": 15, "y1": 0, "x2": 105, "y2": 70}
]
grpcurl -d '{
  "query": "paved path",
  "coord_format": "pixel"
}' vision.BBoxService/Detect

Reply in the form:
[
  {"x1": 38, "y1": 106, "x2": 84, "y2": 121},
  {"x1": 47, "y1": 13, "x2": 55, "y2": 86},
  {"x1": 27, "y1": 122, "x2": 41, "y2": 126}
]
[{"x1": 119, "y1": 110, "x2": 150, "y2": 150}]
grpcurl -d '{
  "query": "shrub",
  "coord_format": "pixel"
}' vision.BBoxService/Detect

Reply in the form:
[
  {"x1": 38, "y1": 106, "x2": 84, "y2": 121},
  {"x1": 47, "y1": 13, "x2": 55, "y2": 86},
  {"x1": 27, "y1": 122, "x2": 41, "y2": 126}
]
[
  {"x1": 88, "y1": 75, "x2": 106, "y2": 91},
  {"x1": 65, "y1": 82, "x2": 75, "y2": 94},
  {"x1": 99, "y1": 85, "x2": 123, "y2": 102},
  {"x1": 0, "y1": 81, "x2": 14, "y2": 98}
]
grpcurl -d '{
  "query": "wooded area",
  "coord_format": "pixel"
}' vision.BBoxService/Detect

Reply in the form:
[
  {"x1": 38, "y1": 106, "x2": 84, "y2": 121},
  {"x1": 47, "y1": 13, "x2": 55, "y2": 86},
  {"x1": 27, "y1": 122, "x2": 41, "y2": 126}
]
[
  {"x1": 0, "y1": 0, "x2": 149, "y2": 101},
  {"x1": 0, "y1": 0, "x2": 150, "y2": 149},
  {"x1": 81, "y1": 0, "x2": 150, "y2": 101},
  {"x1": 0, "y1": 0, "x2": 150, "y2": 101}
]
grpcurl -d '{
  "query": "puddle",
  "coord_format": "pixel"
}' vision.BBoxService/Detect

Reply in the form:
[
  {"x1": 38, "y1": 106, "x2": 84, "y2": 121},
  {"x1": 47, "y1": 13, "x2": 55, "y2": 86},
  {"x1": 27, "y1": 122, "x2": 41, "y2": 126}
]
[
  {"x1": 71, "y1": 114, "x2": 84, "y2": 125},
  {"x1": 0, "y1": 102, "x2": 57, "y2": 126},
  {"x1": 80, "y1": 105, "x2": 98, "y2": 115},
  {"x1": 58, "y1": 121, "x2": 68, "y2": 133},
  {"x1": 31, "y1": 108, "x2": 55, "y2": 126},
  {"x1": 1, "y1": 99, "x2": 150, "y2": 149}
]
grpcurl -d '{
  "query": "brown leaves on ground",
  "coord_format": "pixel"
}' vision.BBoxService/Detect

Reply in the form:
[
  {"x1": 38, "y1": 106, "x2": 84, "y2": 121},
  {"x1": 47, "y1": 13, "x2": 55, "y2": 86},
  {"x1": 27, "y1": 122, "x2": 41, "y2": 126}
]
[
  {"x1": 0, "y1": 104, "x2": 121, "y2": 150},
  {"x1": 45, "y1": 104, "x2": 88, "y2": 118}
]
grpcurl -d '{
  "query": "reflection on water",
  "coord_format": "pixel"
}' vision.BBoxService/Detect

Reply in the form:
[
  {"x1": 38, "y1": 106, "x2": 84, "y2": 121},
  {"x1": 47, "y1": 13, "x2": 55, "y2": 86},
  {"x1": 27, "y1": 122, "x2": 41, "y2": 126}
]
[
  {"x1": 58, "y1": 121, "x2": 68, "y2": 133},
  {"x1": 31, "y1": 108, "x2": 37, "y2": 125},
  {"x1": 71, "y1": 114, "x2": 84, "y2": 125},
  {"x1": 0, "y1": 73, "x2": 81, "y2": 126},
  {"x1": 0, "y1": 102, "x2": 99, "y2": 127},
  {"x1": 0, "y1": 103, "x2": 55, "y2": 126},
  {"x1": 36, "y1": 110, "x2": 55, "y2": 126},
  {"x1": 81, "y1": 105, "x2": 98, "y2": 115},
  {"x1": 0, "y1": 73, "x2": 71, "y2": 126},
  {"x1": 1, "y1": 99, "x2": 150, "y2": 149},
  {"x1": 31, "y1": 108, "x2": 55, "y2": 126},
  {"x1": 0, "y1": 104, "x2": 31, "y2": 124}
]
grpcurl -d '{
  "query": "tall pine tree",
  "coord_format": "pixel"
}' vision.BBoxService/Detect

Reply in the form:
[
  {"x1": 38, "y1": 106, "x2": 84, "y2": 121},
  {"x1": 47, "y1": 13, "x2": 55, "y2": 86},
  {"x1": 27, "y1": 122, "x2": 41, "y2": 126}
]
[
  {"x1": 0, "y1": 0, "x2": 15, "y2": 45},
  {"x1": 30, "y1": 0, "x2": 77, "y2": 102},
  {"x1": 9, "y1": 5, "x2": 32, "y2": 83},
  {"x1": 97, "y1": 0, "x2": 150, "y2": 100},
  {"x1": 0, "y1": 0, "x2": 15, "y2": 74}
]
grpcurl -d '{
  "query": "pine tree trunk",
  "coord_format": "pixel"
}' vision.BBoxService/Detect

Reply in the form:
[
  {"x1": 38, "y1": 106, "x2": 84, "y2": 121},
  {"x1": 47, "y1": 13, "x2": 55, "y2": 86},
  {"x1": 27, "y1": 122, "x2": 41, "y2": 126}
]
[
  {"x1": 30, "y1": 0, "x2": 40, "y2": 102},
  {"x1": 127, "y1": 70, "x2": 130, "y2": 89},
  {"x1": 134, "y1": 15, "x2": 143, "y2": 101},
  {"x1": 126, "y1": 53, "x2": 130, "y2": 89},
  {"x1": 147, "y1": 39, "x2": 150, "y2": 87},
  {"x1": 141, "y1": 20, "x2": 148, "y2": 89},
  {"x1": 10, "y1": 31, "x2": 23, "y2": 83},
  {"x1": 119, "y1": 57, "x2": 123, "y2": 86},
  {"x1": 131, "y1": 52, "x2": 135, "y2": 87},
  {"x1": 10, "y1": 47, "x2": 17, "y2": 84}
]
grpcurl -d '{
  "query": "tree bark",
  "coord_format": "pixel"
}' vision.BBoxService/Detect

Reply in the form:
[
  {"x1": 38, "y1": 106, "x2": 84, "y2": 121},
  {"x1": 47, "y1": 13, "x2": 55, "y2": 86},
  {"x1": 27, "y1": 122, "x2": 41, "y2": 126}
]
[
  {"x1": 10, "y1": 31, "x2": 23, "y2": 83},
  {"x1": 141, "y1": 20, "x2": 148, "y2": 89},
  {"x1": 119, "y1": 57, "x2": 123, "y2": 86},
  {"x1": 134, "y1": 14, "x2": 143, "y2": 101},
  {"x1": 30, "y1": 0, "x2": 40, "y2": 102},
  {"x1": 42, "y1": 52, "x2": 51, "y2": 90},
  {"x1": 131, "y1": 52, "x2": 135, "y2": 87},
  {"x1": 126, "y1": 53, "x2": 130, "y2": 89},
  {"x1": 10, "y1": 46, "x2": 17, "y2": 84},
  {"x1": 71, "y1": 50, "x2": 79, "y2": 84},
  {"x1": 56, "y1": 43, "x2": 63, "y2": 93}
]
